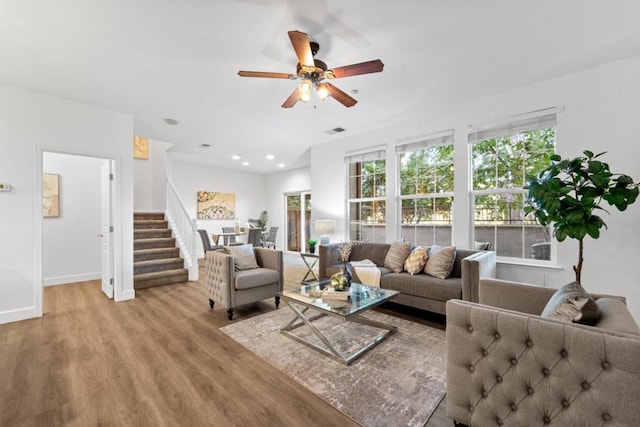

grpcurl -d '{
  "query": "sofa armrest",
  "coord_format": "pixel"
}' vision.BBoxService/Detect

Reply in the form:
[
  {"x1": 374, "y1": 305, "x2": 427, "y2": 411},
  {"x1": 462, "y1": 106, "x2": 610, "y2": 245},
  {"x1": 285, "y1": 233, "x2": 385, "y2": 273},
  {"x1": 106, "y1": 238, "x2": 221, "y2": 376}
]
[
  {"x1": 204, "y1": 250, "x2": 234, "y2": 308},
  {"x1": 460, "y1": 251, "x2": 496, "y2": 302},
  {"x1": 446, "y1": 299, "x2": 640, "y2": 426},
  {"x1": 254, "y1": 248, "x2": 284, "y2": 292},
  {"x1": 479, "y1": 278, "x2": 556, "y2": 314},
  {"x1": 318, "y1": 243, "x2": 343, "y2": 279}
]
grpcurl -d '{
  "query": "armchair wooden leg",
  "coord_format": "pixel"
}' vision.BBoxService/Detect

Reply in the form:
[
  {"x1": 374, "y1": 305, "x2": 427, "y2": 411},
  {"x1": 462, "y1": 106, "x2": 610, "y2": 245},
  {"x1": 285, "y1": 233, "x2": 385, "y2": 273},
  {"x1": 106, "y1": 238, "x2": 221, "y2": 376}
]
[
  {"x1": 226, "y1": 308, "x2": 234, "y2": 320},
  {"x1": 453, "y1": 421, "x2": 468, "y2": 427},
  {"x1": 209, "y1": 299, "x2": 214, "y2": 309},
  {"x1": 275, "y1": 296, "x2": 280, "y2": 308}
]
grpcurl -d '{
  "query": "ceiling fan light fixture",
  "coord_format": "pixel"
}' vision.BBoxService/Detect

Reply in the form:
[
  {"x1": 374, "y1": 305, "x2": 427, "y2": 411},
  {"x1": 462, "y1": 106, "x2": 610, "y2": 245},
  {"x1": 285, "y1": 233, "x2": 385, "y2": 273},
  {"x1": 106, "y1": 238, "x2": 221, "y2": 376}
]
[
  {"x1": 299, "y1": 79, "x2": 313, "y2": 102},
  {"x1": 317, "y1": 83, "x2": 329, "y2": 101}
]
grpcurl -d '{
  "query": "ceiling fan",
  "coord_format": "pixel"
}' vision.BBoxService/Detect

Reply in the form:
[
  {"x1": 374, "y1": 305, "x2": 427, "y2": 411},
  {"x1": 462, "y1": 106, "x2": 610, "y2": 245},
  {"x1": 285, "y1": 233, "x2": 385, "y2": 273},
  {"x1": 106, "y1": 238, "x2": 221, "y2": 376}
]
[{"x1": 238, "y1": 30, "x2": 384, "y2": 108}]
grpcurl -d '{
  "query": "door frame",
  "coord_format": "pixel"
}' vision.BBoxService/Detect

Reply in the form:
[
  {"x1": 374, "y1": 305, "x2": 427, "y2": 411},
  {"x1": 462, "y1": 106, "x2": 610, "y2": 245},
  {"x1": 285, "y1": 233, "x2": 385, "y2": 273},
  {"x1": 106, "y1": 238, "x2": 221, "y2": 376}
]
[
  {"x1": 284, "y1": 190, "x2": 311, "y2": 252},
  {"x1": 35, "y1": 146, "x2": 122, "y2": 316}
]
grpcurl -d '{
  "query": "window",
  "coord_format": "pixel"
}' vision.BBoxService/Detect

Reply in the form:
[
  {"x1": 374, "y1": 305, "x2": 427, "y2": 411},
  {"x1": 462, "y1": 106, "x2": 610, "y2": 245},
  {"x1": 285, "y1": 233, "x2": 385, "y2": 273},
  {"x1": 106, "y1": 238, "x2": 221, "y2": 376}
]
[
  {"x1": 397, "y1": 132, "x2": 454, "y2": 246},
  {"x1": 469, "y1": 112, "x2": 556, "y2": 260},
  {"x1": 346, "y1": 149, "x2": 386, "y2": 242}
]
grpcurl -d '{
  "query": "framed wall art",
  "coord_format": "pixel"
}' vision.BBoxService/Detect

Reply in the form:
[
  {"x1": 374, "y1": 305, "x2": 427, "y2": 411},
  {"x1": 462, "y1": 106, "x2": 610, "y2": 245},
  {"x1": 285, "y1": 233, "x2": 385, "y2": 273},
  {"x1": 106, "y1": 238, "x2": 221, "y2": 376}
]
[
  {"x1": 43, "y1": 173, "x2": 60, "y2": 218},
  {"x1": 133, "y1": 136, "x2": 149, "y2": 159},
  {"x1": 197, "y1": 191, "x2": 236, "y2": 220}
]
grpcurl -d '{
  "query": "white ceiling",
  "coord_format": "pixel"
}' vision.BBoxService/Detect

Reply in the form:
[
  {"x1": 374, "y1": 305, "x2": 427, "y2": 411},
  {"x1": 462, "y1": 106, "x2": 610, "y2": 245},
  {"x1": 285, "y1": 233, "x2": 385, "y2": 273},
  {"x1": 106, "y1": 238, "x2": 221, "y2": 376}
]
[{"x1": 2, "y1": 1, "x2": 640, "y2": 172}]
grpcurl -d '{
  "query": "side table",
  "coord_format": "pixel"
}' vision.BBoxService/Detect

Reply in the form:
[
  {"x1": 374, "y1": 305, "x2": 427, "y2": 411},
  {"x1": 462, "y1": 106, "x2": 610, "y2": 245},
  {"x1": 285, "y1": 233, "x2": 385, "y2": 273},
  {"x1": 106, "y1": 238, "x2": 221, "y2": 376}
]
[{"x1": 299, "y1": 252, "x2": 319, "y2": 284}]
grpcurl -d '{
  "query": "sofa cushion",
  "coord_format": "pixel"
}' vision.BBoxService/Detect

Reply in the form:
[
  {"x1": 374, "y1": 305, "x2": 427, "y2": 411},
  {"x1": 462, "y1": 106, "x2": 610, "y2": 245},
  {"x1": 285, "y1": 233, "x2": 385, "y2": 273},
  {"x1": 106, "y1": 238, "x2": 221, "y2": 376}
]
[
  {"x1": 234, "y1": 268, "x2": 279, "y2": 290},
  {"x1": 404, "y1": 247, "x2": 428, "y2": 275},
  {"x1": 350, "y1": 243, "x2": 390, "y2": 266},
  {"x1": 225, "y1": 244, "x2": 259, "y2": 270},
  {"x1": 381, "y1": 273, "x2": 462, "y2": 301},
  {"x1": 424, "y1": 245, "x2": 456, "y2": 279},
  {"x1": 384, "y1": 241, "x2": 412, "y2": 273},
  {"x1": 541, "y1": 281, "x2": 600, "y2": 325}
]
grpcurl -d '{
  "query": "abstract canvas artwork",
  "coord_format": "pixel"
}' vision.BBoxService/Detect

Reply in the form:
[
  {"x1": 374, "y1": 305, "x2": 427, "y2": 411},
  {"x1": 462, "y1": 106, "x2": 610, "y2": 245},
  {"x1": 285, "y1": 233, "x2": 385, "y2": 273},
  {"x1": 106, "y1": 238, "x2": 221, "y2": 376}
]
[
  {"x1": 197, "y1": 191, "x2": 236, "y2": 220},
  {"x1": 43, "y1": 173, "x2": 60, "y2": 217}
]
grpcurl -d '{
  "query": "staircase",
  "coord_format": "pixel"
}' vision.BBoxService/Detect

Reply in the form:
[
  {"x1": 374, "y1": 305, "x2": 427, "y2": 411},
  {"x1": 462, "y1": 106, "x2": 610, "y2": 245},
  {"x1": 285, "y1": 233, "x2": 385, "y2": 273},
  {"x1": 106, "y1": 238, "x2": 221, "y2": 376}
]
[{"x1": 134, "y1": 212, "x2": 189, "y2": 289}]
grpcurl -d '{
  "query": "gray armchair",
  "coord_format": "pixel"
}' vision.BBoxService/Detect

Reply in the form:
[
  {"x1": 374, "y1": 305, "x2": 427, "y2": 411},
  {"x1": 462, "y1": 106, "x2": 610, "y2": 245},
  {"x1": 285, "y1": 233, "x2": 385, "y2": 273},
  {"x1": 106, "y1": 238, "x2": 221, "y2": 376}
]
[
  {"x1": 204, "y1": 247, "x2": 283, "y2": 320},
  {"x1": 446, "y1": 278, "x2": 640, "y2": 427}
]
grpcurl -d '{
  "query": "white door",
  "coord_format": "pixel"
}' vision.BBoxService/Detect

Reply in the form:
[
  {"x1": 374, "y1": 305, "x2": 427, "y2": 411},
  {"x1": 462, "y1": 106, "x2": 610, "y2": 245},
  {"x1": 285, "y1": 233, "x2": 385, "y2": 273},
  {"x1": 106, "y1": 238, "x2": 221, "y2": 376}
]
[{"x1": 100, "y1": 160, "x2": 114, "y2": 298}]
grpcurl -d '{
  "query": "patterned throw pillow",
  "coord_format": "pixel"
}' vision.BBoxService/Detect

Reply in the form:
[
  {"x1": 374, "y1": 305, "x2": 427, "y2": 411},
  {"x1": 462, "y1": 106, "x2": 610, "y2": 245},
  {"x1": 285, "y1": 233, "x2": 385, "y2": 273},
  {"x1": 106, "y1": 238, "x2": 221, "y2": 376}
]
[
  {"x1": 423, "y1": 245, "x2": 456, "y2": 279},
  {"x1": 541, "y1": 282, "x2": 600, "y2": 325},
  {"x1": 404, "y1": 247, "x2": 428, "y2": 275},
  {"x1": 226, "y1": 244, "x2": 259, "y2": 271},
  {"x1": 384, "y1": 241, "x2": 412, "y2": 273}
]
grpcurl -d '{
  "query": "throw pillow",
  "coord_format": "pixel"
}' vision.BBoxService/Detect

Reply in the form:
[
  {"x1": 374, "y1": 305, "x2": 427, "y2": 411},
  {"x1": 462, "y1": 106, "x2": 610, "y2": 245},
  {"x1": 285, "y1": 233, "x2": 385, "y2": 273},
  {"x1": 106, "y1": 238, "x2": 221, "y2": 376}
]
[
  {"x1": 404, "y1": 247, "x2": 428, "y2": 275},
  {"x1": 424, "y1": 245, "x2": 456, "y2": 279},
  {"x1": 384, "y1": 241, "x2": 412, "y2": 273},
  {"x1": 474, "y1": 241, "x2": 491, "y2": 250},
  {"x1": 339, "y1": 240, "x2": 365, "y2": 262},
  {"x1": 226, "y1": 244, "x2": 259, "y2": 271},
  {"x1": 541, "y1": 282, "x2": 600, "y2": 325}
]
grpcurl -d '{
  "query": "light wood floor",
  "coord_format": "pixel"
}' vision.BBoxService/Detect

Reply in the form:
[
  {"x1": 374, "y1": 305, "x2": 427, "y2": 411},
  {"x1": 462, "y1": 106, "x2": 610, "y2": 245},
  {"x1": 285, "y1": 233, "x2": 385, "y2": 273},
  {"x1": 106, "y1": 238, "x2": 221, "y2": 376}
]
[{"x1": 0, "y1": 253, "x2": 452, "y2": 427}]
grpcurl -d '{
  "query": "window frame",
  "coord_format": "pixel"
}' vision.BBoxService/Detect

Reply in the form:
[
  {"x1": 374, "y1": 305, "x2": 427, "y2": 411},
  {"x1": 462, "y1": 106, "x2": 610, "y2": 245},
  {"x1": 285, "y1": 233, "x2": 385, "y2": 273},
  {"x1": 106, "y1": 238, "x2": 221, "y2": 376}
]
[
  {"x1": 345, "y1": 148, "x2": 387, "y2": 243},
  {"x1": 396, "y1": 131, "x2": 455, "y2": 247},
  {"x1": 468, "y1": 111, "x2": 557, "y2": 263}
]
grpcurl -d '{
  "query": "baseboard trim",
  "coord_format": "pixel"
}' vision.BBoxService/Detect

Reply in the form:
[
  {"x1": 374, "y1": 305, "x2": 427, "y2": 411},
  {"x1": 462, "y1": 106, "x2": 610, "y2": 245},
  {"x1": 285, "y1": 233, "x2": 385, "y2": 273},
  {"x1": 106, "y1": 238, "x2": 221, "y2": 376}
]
[
  {"x1": 0, "y1": 306, "x2": 38, "y2": 325},
  {"x1": 44, "y1": 273, "x2": 101, "y2": 286}
]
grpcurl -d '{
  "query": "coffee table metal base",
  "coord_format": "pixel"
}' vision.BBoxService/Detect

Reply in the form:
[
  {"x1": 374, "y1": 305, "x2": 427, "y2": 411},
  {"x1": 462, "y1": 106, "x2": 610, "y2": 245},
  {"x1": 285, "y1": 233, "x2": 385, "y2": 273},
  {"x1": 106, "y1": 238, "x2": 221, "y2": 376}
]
[{"x1": 281, "y1": 300, "x2": 398, "y2": 366}]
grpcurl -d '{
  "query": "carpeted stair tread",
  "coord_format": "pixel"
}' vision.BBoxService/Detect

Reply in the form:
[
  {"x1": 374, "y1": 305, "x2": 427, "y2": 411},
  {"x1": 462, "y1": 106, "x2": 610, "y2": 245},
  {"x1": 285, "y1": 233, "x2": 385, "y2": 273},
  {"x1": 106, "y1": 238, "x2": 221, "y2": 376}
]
[
  {"x1": 134, "y1": 229, "x2": 172, "y2": 239},
  {"x1": 134, "y1": 247, "x2": 180, "y2": 261},
  {"x1": 134, "y1": 237, "x2": 176, "y2": 250},
  {"x1": 134, "y1": 257, "x2": 184, "y2": 274},
  {"x1": 134, "y1": 212, "x2": 165, "y2": 221},
  {"x1": 134, "y1": 220, "x2": 169, "y2": 230},
  {"x1": 134, "y1": 268, "x2": 189, "y2": 289}
]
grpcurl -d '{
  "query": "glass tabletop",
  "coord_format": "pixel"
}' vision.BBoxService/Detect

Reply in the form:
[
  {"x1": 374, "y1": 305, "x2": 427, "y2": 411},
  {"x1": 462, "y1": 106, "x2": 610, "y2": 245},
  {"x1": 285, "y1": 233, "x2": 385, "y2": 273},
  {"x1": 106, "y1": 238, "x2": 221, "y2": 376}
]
[{"x1": 282, "y1": 281, "x2": 398, "y2": 318}]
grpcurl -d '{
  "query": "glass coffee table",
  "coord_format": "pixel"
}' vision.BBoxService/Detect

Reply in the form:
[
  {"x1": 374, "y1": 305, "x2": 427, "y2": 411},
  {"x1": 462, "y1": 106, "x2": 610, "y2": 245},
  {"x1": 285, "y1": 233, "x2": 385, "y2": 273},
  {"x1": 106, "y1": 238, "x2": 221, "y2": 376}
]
[{"x1": 280, "y1": 282, "x2": 399, "y2": 365}]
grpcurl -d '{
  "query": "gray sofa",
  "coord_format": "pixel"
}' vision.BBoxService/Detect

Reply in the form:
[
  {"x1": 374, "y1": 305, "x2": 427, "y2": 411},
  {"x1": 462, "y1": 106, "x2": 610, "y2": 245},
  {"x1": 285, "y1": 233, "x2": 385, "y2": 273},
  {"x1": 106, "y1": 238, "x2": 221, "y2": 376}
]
[
  {"x1": 446, "y1": 278, "x2": 640, "y2": 426},
  {"x1": 318, "y1": 243, "x2": 496, "y2": 315}
]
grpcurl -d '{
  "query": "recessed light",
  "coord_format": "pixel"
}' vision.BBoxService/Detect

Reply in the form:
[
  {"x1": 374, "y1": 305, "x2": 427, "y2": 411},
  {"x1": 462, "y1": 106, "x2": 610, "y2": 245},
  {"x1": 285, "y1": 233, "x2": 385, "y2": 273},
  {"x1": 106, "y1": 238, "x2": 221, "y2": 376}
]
[
  {"x1": 200, "y1": 143, "x2": 211, "y2": 148},
  {"x1": 266, "y1": 154, "x2": 275, "y2": 160},
  {"x1": 242, "y1": 161, "x2": 250, "y2": 166},
  {"x1": 232, "y1": 154, "x2": 241, "y2": 160},
  {"x1": 277, "y1": 163, "x2": 285, "y2": 168},
  {"x1": 163, "y1": 118, "x2": 179, "y2": 125}
]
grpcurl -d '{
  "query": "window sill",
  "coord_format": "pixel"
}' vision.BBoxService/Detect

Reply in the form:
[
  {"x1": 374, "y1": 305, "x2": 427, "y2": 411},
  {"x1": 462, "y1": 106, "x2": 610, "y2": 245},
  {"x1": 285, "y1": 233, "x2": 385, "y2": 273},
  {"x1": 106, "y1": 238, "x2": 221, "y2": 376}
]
[{"x1": 497, "y1": 258, "x2": 564, "y2": 270}]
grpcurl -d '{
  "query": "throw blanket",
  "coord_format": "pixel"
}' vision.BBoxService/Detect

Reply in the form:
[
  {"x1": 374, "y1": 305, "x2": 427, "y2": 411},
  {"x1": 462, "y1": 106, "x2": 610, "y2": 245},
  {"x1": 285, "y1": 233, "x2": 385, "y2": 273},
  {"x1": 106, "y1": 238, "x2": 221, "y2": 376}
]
[{"x1": 349, "y1": 259, "x2": 381, "y2": 287}]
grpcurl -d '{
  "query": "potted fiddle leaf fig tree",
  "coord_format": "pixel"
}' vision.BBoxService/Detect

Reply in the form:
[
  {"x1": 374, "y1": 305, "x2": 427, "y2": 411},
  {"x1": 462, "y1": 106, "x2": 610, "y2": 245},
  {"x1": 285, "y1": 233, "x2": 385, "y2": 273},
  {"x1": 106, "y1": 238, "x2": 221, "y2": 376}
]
[{"x1": 525, "y1": 150, "x2": 638, "y2": 283}]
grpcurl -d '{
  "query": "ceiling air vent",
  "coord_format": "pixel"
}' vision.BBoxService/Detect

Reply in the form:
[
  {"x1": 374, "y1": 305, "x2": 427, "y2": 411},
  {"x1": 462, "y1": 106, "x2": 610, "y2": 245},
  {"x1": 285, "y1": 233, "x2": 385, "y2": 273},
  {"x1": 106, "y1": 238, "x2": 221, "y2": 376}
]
[{"x1": 326, "y1": 127, "x2": 346, "y2": 135}]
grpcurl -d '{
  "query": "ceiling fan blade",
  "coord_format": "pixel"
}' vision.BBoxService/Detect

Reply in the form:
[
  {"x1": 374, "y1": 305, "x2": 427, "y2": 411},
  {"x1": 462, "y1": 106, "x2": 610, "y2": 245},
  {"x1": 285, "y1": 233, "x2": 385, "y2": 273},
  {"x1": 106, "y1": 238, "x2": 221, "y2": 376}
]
[
  {"x1": 325, "y1": 83, "x2": 357, "y2": 108},
  {"x1": 326, "y1": 59, "x2": 384, "y2": 79},
  {"x1": 288, "y1": 30, "x2": 314, "y2": 67},
  {"x1": 281, "y1": 88, "x2": 300, "y2": 108},
  {"x1": 238, "y1": 71, "x2": 295, "y2": 79}
]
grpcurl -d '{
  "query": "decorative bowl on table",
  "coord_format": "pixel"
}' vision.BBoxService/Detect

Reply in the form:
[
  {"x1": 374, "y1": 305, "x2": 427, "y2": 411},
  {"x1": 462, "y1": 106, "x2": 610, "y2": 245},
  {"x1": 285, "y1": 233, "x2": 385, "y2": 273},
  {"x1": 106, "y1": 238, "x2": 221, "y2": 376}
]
[{"x1": 330, "y1": 272, "x2": 349, "y2": 291}]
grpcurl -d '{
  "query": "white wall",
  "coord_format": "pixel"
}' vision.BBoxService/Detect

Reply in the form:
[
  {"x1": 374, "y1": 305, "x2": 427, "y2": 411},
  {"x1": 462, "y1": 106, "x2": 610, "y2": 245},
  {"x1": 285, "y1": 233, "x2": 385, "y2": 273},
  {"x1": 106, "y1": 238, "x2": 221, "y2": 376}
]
[
  {"x1": 265, "y1": 167, "x2": 312, "y2": 250},
  {"x1": 0, "y1": 83, "x2": 135, "y2": 324},
  {"x1": 134, "y1": 139, "x2": 173, "y2": 212},
  {"x1": 311, "y1": 55, "x2": 640, "y2": 320},
  {"x1": 42, "y1": 153, "x2": 105, "y2": 285},
  {"x1": 169, "y1": 158, "x2": 269, "y2": 258}
]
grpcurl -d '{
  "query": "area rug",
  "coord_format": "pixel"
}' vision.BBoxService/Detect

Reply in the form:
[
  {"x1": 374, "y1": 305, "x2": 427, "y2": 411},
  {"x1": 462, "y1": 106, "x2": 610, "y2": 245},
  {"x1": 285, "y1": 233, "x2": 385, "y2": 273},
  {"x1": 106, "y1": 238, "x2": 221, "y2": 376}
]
[{"x1": 220, "y1": 308, "x2": 447, "y2": 427}]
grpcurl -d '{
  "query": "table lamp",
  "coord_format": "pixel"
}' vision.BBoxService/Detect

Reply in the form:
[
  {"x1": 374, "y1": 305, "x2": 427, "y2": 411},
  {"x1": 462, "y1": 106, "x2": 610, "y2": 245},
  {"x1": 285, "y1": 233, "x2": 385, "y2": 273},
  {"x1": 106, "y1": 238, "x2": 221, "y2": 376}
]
[{"x1": 315, "y1": 219, "x2": 336, "y2": 245}]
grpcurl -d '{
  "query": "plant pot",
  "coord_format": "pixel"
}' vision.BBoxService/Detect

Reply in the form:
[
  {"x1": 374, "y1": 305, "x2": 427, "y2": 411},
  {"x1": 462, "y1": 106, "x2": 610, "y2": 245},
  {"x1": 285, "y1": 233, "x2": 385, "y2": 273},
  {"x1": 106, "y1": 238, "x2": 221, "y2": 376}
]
[{"x1": 309, "y1": 245, "x2": 316, "y2": 254}]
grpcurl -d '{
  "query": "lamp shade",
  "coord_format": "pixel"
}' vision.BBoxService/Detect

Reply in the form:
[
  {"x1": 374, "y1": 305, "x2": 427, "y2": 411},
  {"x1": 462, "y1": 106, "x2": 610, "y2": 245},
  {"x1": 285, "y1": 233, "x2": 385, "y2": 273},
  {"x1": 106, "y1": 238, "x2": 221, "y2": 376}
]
[{"x1": 315, "y1": 219, "x2": 336, "y2": 245}]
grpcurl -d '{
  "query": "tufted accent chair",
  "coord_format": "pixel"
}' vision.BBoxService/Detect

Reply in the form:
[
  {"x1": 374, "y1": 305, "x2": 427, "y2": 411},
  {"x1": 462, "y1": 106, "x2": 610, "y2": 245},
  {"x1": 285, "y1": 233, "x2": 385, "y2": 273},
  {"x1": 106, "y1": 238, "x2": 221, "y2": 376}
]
[
  {"x1": 446, "y1": 278, "x2": 640, "y2": 427},
  {"x1": 204, "y1": 247, "x2": 283, "y2": 320}
]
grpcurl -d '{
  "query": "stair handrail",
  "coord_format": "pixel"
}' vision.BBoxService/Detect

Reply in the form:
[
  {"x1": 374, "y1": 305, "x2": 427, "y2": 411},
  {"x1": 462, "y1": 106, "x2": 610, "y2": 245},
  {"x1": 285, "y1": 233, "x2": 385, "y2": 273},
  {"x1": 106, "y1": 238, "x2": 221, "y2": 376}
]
[{"x1": 166, "y1": 178, "x2": 198, "y2": 281}]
